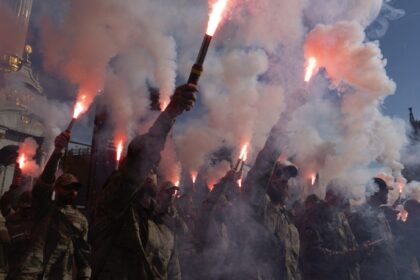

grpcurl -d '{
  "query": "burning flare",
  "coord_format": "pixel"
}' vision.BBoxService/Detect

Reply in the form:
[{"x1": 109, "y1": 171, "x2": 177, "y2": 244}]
[
  {"x1": 310, "y1": 174, "x2": 316, "y2": 186},
  {"x1": 73, "y1": 95, "x2": 87, "y2": 119},
  {"x1": 191, "y1": 171, "x2": 198, "y2": 184},
  {"x1": 116, "y1": 140, "x2": 124, "y2": 162},
  {"x1": 397, "y1": 182, "x2": 405, "y2": 194},
  {"x1": 175, "y1": 180, "x2": 180, "y2": 187},
  {"x1": 17, "y1": 154, "x2": 26, "y2": 169},
  {"x1": 304, "y1": 57, "x2": 318, "y2": 82},
  {"x1": 206, "y1": 0, "x2": 229, "y2": 36},
  {"x1": 239, "y1": 144, "x2": 248, "y2": 162},
  {"x1": 161, "y1": 100, "x2": 169, "y2": 112},
  {"x1": 237, "y1": 178, "x2": 242, "y2": 188}
]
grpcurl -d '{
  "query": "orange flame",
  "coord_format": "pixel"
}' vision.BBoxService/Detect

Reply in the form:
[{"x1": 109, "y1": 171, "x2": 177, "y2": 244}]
[
  {"x1": 239, "y1": 144, "x2": 248, "y2": 162},
  {"x1": 206, "y1": 0, "x2": 229, "y2": 36},
  {"x1": 191, "y1": 171, "x2": 198, "y2": 184},
  {"x1": 311, "y1": 174, "x2": 316, "y2": 186},
  {"x1": 116, "y1": 140, "x2": 124, "y2": 162},
  {"x1": 73, "y1": 95, "x2": 87, "y2": 119},
  {"x1": 304, "y1": 57, "x2": 318, "y2": 82},
  {"x1": 18, "y1": 154, "x2": 26, "y2": 169}
]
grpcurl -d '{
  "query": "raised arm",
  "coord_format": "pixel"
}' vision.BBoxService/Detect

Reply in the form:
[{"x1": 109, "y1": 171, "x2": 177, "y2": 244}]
[
  {"x1": 32, "y1": 132, "x2": 70, "y2": 208},
  {"x1": 95, "y1": 84, "x2": 197, "y2": 218}
]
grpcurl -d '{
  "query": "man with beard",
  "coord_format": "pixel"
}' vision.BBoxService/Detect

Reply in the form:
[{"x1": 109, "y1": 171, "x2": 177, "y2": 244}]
[
  {"x1": 90, "y1": 84, "x2": 196, "y2": 280},
  {"x1": 348, "y1": 177, "x2": 398, "y2": 280},
  {"x1": 10, "y1": 132, "x2": 91, "y2": 280},
  {"x1": 245, "y1": 160, "x2": 301, "y2": 280},
  {"x1": 301, "y1": 181, "x2": 371, "y2": 280}
]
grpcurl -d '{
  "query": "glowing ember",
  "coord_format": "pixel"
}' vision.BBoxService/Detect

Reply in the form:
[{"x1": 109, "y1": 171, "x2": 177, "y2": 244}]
[
  {"x1": 239, "y1": 144, "x2": 248, "y2": 161},
  {"x1": 116, "y1": 140, "x2": 124, "y2": 162},
  {"x1": 191, "y1": 171, "x2": 198, "y2": 184},
  {"x1": 311, "y1": 174, "x2": 316, "y2": 186},
  {"x1": 206, "y1": 0, "x2": 229, "y2": 36},
  {"x1": 73, "y1": 95, "x2": 87, "y2": 119},
  {"x1": 18, "y1": 154, "x2": 26, "y2": 169},
  {"x1": 304, "y1": 57, "x2": 317, "y2": 82}
]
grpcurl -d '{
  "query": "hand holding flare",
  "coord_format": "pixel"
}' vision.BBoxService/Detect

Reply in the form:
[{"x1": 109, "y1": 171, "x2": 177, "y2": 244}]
[{"x1": 187, "y1": 0, "x2": 230, "y2": 85}]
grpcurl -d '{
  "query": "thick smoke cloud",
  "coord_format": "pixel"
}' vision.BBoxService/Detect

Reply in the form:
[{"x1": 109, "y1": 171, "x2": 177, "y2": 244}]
[{"x1": 30, "y1": 0, "x2": 410, "y2": 201}]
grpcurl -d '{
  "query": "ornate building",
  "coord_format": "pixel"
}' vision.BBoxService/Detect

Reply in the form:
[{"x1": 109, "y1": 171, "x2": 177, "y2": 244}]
[{"x1": 0, "y1": 0, "x2": 45, "y2": 194}]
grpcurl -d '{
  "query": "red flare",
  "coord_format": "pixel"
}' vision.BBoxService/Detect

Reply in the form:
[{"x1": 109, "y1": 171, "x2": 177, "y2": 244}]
[
  {"x1": 191, "y1": 171, "x2": 198, "y2": 184},
  {"x1": 161, "y1": 100, "x2": 169, "y2": 112},
  {"x1": 175, "y1": 180, "x2": 180, "y2": 187},
  {"x1": 311, "y1": 174, "x2": 316, "y2": 186},
  {"x1": 304, "y1": 57, "x2": 318, "y2": 82},
  {"x1": 397, "y1": 182, "x2": 405, "y2": 194},
  {"x1": 17, "y1": 154, "x2": 26, "y2": 169},
  {"x1": 73, "y1": 95, "x2": 87, "y2": 119},
  {"x1": 237, "y1": 178, "x2": 242, "y2": 188},
  {"x1": 206, "y1": 0, "x2": 229, "y2": 36},
  {"x1": 239, "y1": 144, "x2": 248, "y2": 162},
  {"x1": 116, "y1": 140, "x2": 124, "y2": 162}
]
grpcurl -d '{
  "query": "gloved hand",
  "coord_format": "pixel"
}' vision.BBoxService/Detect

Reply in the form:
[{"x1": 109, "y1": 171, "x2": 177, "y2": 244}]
[
  {"x1": 165, "y1": 83, "x2": 197, "y2": 118},
  {"x1": 54, "y1": 131, "x2": 70, "y2": 154}
]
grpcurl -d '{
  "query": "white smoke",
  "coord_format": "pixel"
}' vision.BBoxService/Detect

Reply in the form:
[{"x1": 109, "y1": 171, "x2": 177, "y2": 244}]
[{"x1": 32, "y1": 0, "x2": 409, "y2": 202}]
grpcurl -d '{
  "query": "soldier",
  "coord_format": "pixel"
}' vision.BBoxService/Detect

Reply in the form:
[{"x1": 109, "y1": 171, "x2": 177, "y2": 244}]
[
  {"x1": 348, "y1": 177, "x2": 398, "y2": 280},
  {"x1": 0, "y1": 212, "x2": 9, "y2": 278},
  {"x1": 301, "y1": 182, "x2": 369, "y2": 280},
  {"x1": 90, "y1": 84, "x2": 196, "y2": 280},
  {"x1": 157, "y1": 181, "x2": 188, "y2": 234},
  {"x1": 194, "y1": 169, "x2": 241, "y2": 280},
  {"x1": 245, "y1": 160, "x2": 301, "y2": 280},
  {"x1": 399, "y1": 199, "x2": 420, "y2": 279},
  {"x1": 10, "y1": 132, "x2": 91, "y2": 280}
]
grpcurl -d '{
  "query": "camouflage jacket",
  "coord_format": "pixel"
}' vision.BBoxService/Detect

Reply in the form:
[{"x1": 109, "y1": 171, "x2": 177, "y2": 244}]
[
  {"x1": 0, "y1": 213, "x2": 9, "y2": 278},
  {"x1": 260, "y1": 196, "x2": 301, "y2": 280},
  {"x1": 301, "y1": 203, "x2": 360, "y2": 280},
  {"x1": 11, "y1": 179, "x2": 91, "y2": 280},
  {"x1": 91, "y1": 112, "x2": 181, "y2": 280},
  {"x1": 348, "y1": 204, "x2": 398, "y2": 280}
]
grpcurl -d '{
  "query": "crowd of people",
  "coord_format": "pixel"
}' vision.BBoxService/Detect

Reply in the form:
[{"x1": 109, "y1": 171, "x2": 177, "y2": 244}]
[{"x1": 0, "y1": 83, "x2": 419, "y2": 280}]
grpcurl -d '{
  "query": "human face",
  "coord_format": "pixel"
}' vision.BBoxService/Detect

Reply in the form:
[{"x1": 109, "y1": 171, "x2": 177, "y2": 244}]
[
  {"x1": 55, "y1": 183, "x2": 79, "y2": 205},
  {"x1": 267, "y1": 178, "x2": 289, "y2": 205}
]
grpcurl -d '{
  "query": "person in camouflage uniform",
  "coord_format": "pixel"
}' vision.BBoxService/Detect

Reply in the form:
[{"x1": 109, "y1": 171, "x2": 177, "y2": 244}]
[
  {"x1": 193, "y1": 169, "x2": 241, "y2": 280},
  {"x1": 0, "y1": 169, "x2": 33, "y2": 276},
  {"x1": 348, "y1": 177, "x2": 398, "y2": 280},
  {"x1": 90, "y1": 84, "x2": 196, "y2": 280},
  {"x1": 10, "y1": 132, "x2": 91, "y2": 280},
  {"x1": 157, "y1": 181, "x2": 188, "y2": 235},
  {"x1": 301, "y1": 182, "x2": 371, "y2": 280},
  {"x1": 245, "y1": 160, "x2": 302, "y2": 280},
  {"x1": 0, "y1": 212, "x2": 10, "y2": 278}
]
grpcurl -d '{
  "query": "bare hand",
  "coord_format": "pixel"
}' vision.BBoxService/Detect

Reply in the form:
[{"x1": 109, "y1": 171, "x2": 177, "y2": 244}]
[{"x1": 166, "y1": 83, "x2": 197, "y2": 118}]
